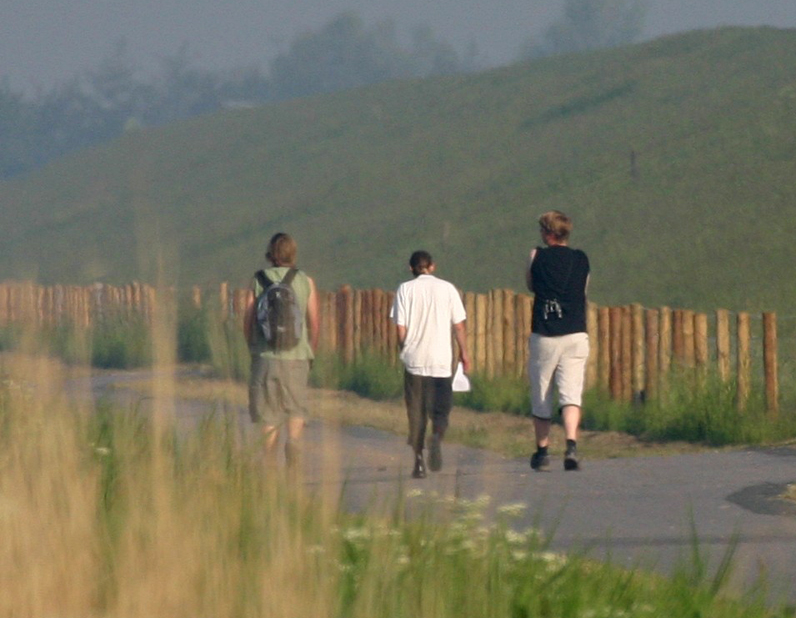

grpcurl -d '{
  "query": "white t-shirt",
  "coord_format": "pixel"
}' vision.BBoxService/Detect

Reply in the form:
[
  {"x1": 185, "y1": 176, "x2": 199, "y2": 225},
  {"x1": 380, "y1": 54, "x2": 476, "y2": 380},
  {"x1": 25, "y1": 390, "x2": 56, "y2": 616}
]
[{"x1": 391, "y1": 274, "x2": 466, "y2": 378}]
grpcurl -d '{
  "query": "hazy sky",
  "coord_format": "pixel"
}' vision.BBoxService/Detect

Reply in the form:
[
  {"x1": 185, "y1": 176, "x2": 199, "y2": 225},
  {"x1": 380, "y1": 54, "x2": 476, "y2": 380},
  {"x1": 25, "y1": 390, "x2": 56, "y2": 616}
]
[{"x1": 3, "y1": 0, "x2": 796, "y2": 95}]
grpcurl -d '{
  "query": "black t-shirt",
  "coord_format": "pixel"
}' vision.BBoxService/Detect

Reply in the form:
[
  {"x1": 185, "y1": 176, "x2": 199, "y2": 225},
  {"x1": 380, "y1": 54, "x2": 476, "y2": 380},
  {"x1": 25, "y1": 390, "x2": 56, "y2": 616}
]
[{"x1": 530, "y1": 245, "x2": 590, "y2": 336}]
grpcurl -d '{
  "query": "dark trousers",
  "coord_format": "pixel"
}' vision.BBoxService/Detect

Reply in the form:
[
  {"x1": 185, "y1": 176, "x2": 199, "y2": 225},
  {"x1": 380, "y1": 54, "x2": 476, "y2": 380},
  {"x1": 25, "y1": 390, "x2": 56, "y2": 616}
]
[{"x1": 403, "y1": 370, "x2": 453, "y2": 454}]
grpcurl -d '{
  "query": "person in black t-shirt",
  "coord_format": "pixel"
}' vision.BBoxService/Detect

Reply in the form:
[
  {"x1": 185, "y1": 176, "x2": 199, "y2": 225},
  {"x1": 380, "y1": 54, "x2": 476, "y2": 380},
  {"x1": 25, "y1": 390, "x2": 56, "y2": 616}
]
[{"x1": 525, "y1": 211, "x2": 590, "y2": 471}]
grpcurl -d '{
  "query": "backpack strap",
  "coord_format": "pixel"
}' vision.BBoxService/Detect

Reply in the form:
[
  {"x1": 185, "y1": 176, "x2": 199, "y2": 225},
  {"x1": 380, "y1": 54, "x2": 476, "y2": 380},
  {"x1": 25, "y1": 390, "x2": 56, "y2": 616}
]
[
  {"x1": 282, "y1": 268, "x2": 299, "y2": 287},
  {"x1": 255, "y1": 268, "x2": 299, "y2": 291},
  {"x1": 254, "y1": 270, "x2": 271, "y2": 292}
]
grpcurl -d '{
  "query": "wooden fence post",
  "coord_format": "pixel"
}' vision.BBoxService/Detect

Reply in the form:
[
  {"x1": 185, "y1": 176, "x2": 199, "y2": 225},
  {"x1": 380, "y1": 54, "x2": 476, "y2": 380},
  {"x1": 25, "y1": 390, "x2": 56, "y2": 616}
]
[
  {"x1": 682, "y1": 309, "x2": 695, "y2": 368},
  {"x1": 464, "y1": 292, "x2": 476, "y2": 372},
  {"x1": 598, "y1": 306, "x2": 611, "y2": 393},
  {"x1": 672, "y1": 309, "x2": 684, "y2": 366},
  {"x1": 386, "y1": 291, "x2": 397, "y2": 365},
  {"x1": 339, "y1": 286, "x2": 354, "y2": 364},
  {"x1": 502, "y1": 289, "x2": 516, "y2": 377},
  {"x1": 621, "y1": 306, "x2": 632, "y2": 403},
  {"x1": 716, "y1": 309, "x2": 731, "y2": 382},
  {"x1": 737, "y1": 311, "x2": 751, "y2": 411},
  {"x1": 609, "y1": 307, "x2": 623, "y2": 401},
  {"x1": 512, "y1": 294, "x2": 524, "y2": 379},
  {"x1": 233, "y1": 288, "x2": 248, "y2": 323},
  {"x1": 361, "y1": 289, "x2": 373, "y2": 353},
  {"x1": 0, "y1": 284, "x2": 7, "y2": 326},
  {"x1": 353, "y1": 289, "x2": 363, "y2": 358},
  {"x1": 645, "y1": 308, "x2": 659, "y2": 402},
  {"x1": 659, "y1": 307, "x2": 672, "y2": 390},
  {"x1": 518, "y1": 294, "x2": 532, "y2": 379},
  {"x1": 490, "y1": 289, "x2": 503, "y2": 377},
  {"x1": 763, "y1": 312, "x2": 779, "y2": 418},
  {"x1": 475, "y1": 293, "x2": 487, "y2": 375},
  {"x1": 322, "y1": 291, "x2": 336, "y2": 352},
  {"x1": 81, "y1": 286, "x2": 91, "y2": 328},
  {"x1": 694, "y1": 312, "x2": 709, "y2": 384},
  {"x1": 372, "y1": 289, "x2": 386, "y2": 357},
  {"x1": 631, "y1": 303, "x2": 645, "y2": 403},
  {"x1": 586, "y1": 302, "x2": 599, "y2": 390},
  {"x1": 219, "y1": 282, "x2": 229, "y2": 321}
]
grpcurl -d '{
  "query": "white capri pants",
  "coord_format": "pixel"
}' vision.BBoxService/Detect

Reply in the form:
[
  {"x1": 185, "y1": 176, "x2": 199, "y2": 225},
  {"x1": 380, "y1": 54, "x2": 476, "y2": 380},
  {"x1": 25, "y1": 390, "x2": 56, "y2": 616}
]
[{"x1": 528, "y1": 332, "x2": 589, "y2": 420}]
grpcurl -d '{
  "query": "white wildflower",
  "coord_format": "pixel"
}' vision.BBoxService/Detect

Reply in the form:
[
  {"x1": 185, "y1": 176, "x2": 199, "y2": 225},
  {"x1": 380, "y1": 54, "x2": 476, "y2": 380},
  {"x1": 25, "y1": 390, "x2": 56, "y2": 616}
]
[
  {"x1": 504, "y1": 529, "x2": 527, "y2": 546},
  {"x1": 497, "y1": 502, "x2": 527, "y2": 517},
  {"x1": 342, "y1": 527, "x2": 370, "y2": 543}
]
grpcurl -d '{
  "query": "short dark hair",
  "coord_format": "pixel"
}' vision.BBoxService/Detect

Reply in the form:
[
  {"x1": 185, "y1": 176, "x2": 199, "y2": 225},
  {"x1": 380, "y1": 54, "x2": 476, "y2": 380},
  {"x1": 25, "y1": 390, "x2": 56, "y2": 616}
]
[{"x1": 409, "y1": 250, "x2": 433, "y2": 276}]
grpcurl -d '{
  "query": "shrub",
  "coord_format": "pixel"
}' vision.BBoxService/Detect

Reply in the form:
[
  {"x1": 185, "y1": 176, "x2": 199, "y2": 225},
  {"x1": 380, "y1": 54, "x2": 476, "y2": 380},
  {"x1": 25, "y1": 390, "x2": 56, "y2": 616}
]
[
  {"x1": 90, "y1": 318, "x2": 152, "y2": 369},
  {"x1": 176, "y1": 306, "x2": 212, "y2": 364},
  {"x1": 455, "y1": 372, "x2": 530, "y2": 415},
  {"x1": 311, "y1": 351, "x2": 403, "y2": 400}
]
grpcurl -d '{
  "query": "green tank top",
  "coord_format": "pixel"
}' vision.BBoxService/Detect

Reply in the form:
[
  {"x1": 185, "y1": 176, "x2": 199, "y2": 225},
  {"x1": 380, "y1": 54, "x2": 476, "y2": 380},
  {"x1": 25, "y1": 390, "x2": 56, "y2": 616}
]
[{"x1": 251, "y1": 266, "x2": 314, "y2": 360}]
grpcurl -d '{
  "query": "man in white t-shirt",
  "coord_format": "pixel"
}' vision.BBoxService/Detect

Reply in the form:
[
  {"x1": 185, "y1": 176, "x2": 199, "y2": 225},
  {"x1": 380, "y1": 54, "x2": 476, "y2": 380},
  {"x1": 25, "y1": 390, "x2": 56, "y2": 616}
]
[{"x1": 391, "y1": 250, "x2": 471, "y2": 478}]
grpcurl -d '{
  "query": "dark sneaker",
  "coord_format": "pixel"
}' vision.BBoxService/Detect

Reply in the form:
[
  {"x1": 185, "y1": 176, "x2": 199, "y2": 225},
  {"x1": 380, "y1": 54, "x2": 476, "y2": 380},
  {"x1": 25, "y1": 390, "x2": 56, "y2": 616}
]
[
  {"x1": 564, "y1": 447, "x2": 580, "y2": 471},
  {"x1": 530, "y1": 451, "x2": 550, "y2": 471},
  {"x1": 428, "y1": 434, "x2": 442, "y2": 472},
  {"x1": 412, "y1": 454, "x2": 427, "y2": 479}
]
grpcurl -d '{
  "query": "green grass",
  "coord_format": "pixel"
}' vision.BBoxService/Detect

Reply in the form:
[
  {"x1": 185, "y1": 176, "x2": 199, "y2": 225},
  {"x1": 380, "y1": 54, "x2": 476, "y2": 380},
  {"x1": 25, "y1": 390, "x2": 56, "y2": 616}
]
[
  {"x1": 1, "y1": 27, "x2": 796, "y2": 321},
  {"x1": 582, "y1": 371, "x2": 796, "y2": 446},
  {"x1": 311, "y1": 351, "x2": 404, "y2": 400},
  {"x1": 2, "y1": 358, "x2": 793, "y2": 617},
  {"x1": 0, "y1": 319, "x2": 152, "y2": 369},
  {"x1": 309, "y1": 346, "x2": 796, "y2": 447},
  {"x1": 5, "y1": 303, "x2": 795, "y2": 448}
]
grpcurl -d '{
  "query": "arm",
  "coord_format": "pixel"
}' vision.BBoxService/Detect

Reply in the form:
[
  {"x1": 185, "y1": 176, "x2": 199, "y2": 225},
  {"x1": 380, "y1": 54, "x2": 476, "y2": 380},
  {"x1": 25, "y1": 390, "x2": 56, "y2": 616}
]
[
  {"x1": 396, "y1": 325, "x2": 407, "y2": 349},
  {"x1": 306, "y1": 275, "x2": 320, "y2": 352},
  {"x1": 525, "y1": 248, "x2": 537, "y2": 292},
  {"x1": 453, "y1": 321, "x2": 471, "y2": 374},
  {"x1": 243, "y1": 290, "x2": 256, "y2": 346}
]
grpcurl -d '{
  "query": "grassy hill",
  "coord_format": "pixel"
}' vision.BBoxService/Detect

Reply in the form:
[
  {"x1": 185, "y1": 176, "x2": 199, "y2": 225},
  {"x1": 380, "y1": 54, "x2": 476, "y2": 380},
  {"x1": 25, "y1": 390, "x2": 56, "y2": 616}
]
[{"x1": 2, "y1": 26, "x2": 796, "y2": 316}]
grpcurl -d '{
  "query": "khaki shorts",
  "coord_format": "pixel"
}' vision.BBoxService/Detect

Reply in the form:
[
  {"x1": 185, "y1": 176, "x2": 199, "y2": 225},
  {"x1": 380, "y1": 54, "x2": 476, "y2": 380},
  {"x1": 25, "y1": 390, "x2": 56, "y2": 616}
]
[
  {"x1": 248, "y1": 356, "x2": 310, "y2": 425},
  {"x1": 528, "y1": 332, "x2": 589, "y2": 420}
]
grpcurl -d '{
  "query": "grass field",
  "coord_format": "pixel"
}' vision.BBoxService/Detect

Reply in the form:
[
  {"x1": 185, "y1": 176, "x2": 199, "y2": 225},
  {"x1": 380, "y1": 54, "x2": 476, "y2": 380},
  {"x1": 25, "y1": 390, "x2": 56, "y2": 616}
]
[
  {"x1": 1, "y1": 27, "x2": 796, "y2": 320},
  {"x1": 2, "y1": 350, "x2": 793, "y2": 618}
]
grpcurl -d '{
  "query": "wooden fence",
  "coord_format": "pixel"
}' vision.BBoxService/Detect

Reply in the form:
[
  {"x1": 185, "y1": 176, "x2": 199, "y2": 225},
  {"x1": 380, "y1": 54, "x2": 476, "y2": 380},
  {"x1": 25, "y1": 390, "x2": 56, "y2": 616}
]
[{"x1": 0, "y1": 280, "x2": 781, "y2": 415}]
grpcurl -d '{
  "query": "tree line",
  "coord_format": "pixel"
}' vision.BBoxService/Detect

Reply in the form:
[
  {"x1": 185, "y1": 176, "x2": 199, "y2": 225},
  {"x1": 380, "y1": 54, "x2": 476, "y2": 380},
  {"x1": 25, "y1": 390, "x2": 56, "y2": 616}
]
[{"x1": 0, "y1": 1, "x2": 645, "y2": 179}]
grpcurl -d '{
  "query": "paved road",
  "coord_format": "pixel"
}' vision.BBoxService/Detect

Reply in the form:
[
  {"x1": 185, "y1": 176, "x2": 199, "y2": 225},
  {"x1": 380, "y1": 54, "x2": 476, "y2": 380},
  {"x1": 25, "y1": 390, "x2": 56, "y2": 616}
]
[
  {"x1": 300, "y1": 420, "x2": 796, "y2": 604},
  {"x1": 88, "y1": 373, "x2": 796, "y2": 605}
]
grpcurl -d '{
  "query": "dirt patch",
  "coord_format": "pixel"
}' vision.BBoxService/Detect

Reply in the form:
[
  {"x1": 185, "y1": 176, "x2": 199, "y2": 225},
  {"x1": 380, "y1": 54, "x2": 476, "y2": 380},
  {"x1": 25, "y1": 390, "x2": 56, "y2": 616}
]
[{"x1": 111, "y1": 370, "x2": 718, "y2": 461}]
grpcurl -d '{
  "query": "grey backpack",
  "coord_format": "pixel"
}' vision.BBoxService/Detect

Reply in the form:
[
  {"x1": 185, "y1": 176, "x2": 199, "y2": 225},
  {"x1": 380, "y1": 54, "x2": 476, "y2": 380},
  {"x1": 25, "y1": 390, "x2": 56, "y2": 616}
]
[{"x1": 254, "y1": 268, "x2": 302, "y2": 350}]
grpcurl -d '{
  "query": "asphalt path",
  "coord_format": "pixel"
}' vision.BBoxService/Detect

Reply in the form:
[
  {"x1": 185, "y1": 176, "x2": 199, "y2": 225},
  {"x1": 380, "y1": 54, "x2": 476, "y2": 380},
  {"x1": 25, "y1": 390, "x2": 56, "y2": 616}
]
[{"x1": 86, "y1": 371, "x2": 796, "y2": 606}]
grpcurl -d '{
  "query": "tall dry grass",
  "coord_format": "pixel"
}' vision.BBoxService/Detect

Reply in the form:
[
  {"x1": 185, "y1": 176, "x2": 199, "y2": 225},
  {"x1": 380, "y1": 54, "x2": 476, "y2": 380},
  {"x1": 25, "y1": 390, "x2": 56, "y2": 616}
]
[
  {"x1": 0, "y1": 303, "x2": 788, "y2": 618},
  {"x1": 0, "y1": 297, "x2": 345, "y2": 618}
]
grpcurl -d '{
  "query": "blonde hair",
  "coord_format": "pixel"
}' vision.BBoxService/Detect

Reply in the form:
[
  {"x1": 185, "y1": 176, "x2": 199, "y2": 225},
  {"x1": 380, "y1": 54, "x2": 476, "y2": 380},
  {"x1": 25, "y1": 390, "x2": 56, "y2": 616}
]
[
  {"x1": 265, "y1": 232, "x2": 297, "y2": 266},
  {"x1": 538, "y1": 210, "x2": 572, "y2": 242}
]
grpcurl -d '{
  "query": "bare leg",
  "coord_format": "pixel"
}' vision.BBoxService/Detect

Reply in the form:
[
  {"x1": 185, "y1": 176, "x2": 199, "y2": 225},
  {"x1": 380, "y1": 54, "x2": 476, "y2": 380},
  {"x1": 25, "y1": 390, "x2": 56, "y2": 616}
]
[
  {"x1": 562, "y1": 405, "x2": 581, "y2": 470},
  {"x1": 287, "y1": 418, "x2": 305, "y2": 441},
  {"x1": 533, "y1": 417, "x2": 551, "y2": 448},
  {"x1": 262, "y1": 424, "x2": 279, "y2": 466},
  {"x1": 561, "y1": 405, "x2": 581, "y2": 441},
  {"x1": 285, "y1": 418, "x2": 306, "y2": 469}
]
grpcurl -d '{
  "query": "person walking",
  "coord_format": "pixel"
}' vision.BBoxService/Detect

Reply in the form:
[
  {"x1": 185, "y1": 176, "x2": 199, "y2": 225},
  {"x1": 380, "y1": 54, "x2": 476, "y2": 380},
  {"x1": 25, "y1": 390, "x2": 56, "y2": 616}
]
[
  {"x1": 526, "y1": 211, "x2": 590, "y2": 471},
  {"x1": 391, "y1": 250, "x2": 471, "y2": 479},
  {"x1": 244, "y1": 232, "x2": 319, "y2": 469}
]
